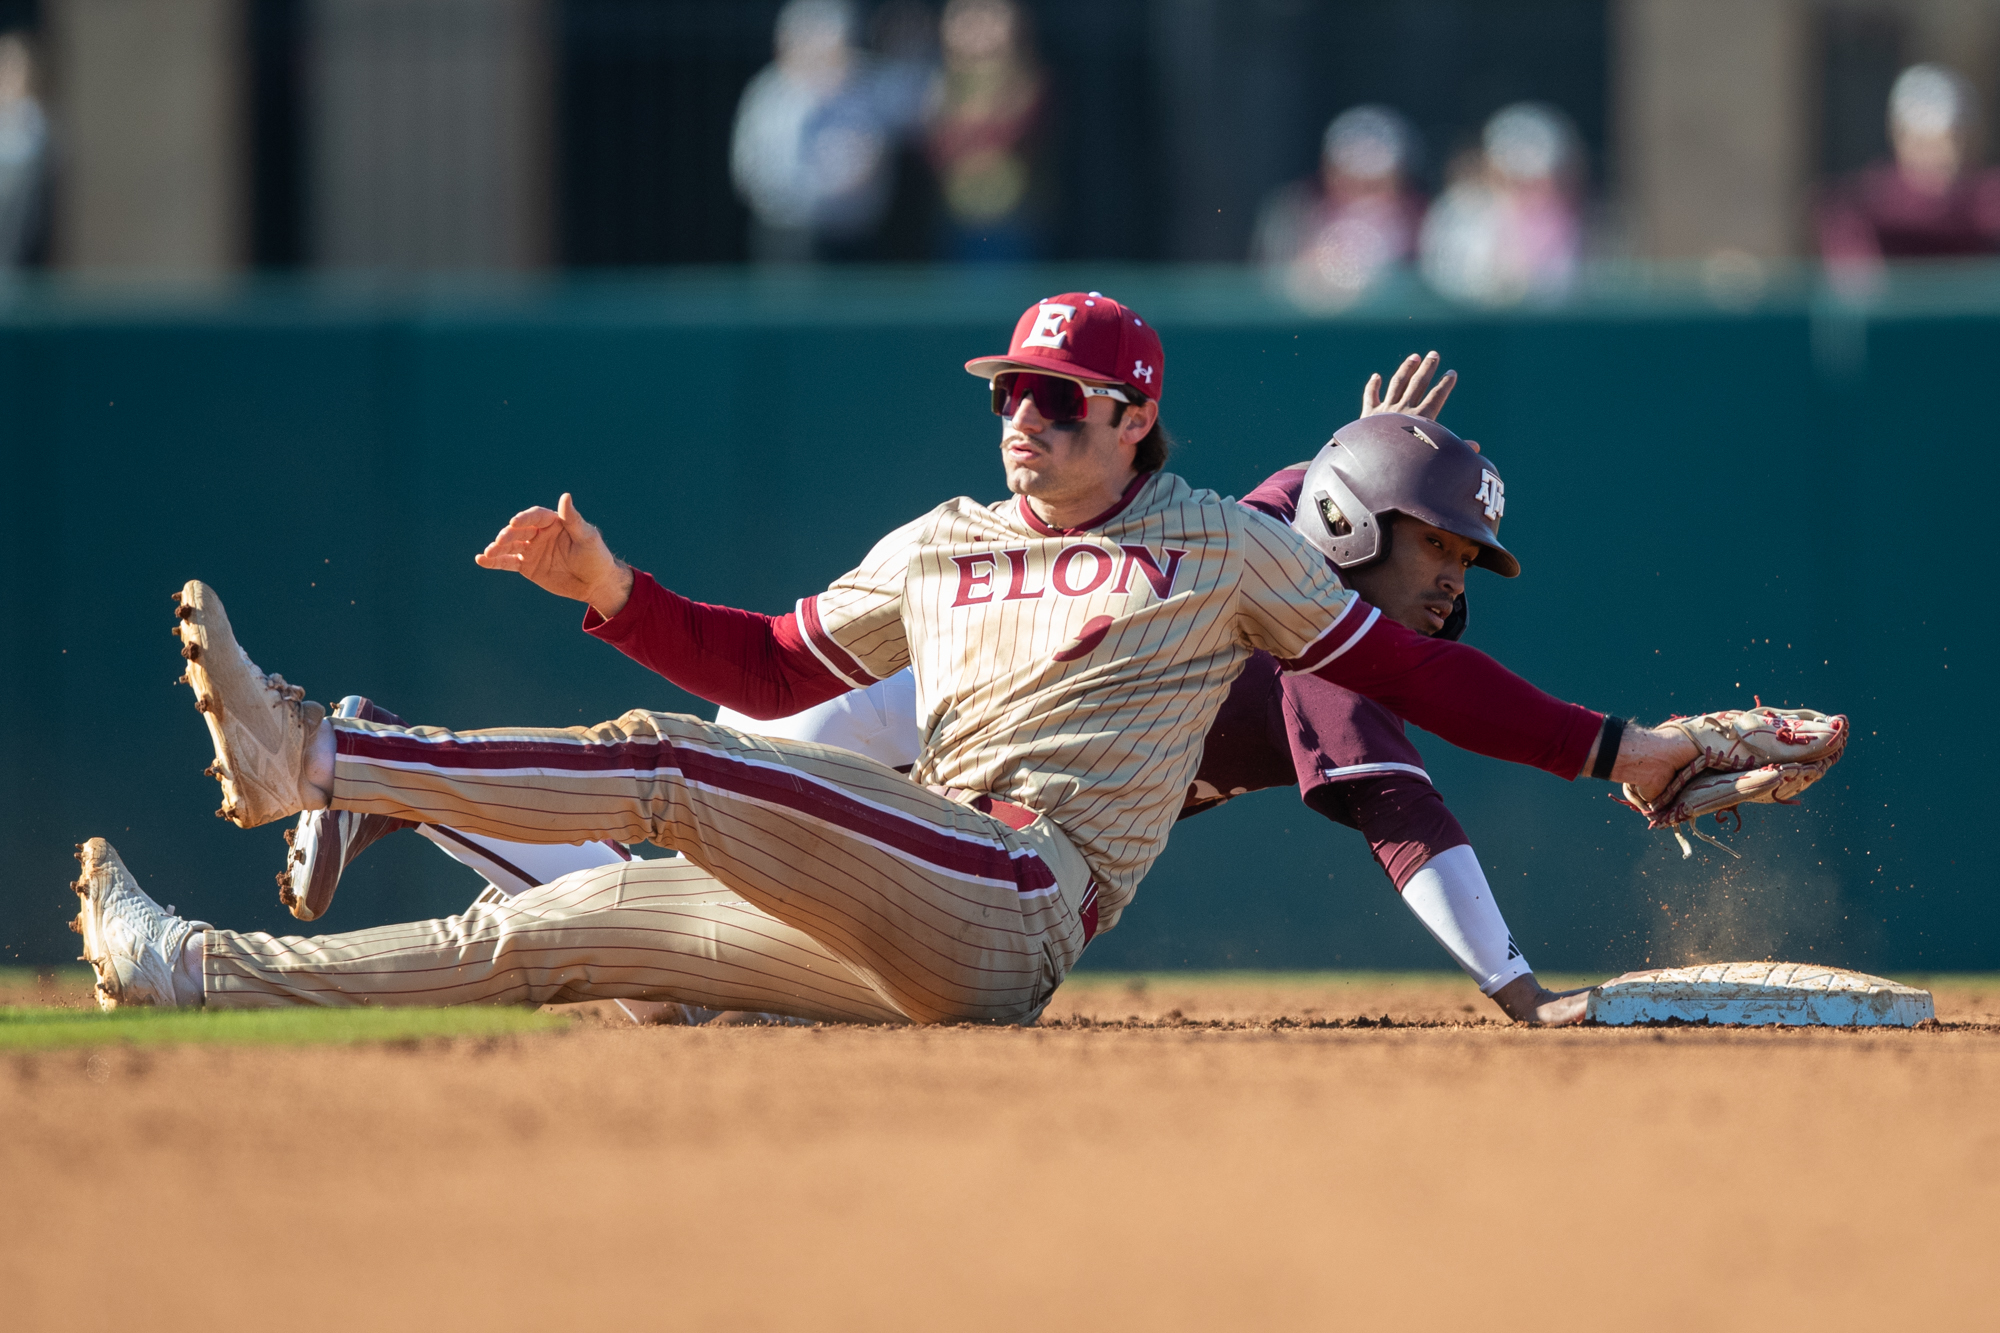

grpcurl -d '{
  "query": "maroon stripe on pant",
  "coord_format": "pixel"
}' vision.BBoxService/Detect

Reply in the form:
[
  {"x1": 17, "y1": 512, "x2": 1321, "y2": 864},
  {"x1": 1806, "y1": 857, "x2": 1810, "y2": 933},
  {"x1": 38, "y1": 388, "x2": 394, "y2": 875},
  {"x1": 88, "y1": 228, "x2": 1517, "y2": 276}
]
[{"x1": 338, "y1": 725, "x2": 1058, "y2": 896}]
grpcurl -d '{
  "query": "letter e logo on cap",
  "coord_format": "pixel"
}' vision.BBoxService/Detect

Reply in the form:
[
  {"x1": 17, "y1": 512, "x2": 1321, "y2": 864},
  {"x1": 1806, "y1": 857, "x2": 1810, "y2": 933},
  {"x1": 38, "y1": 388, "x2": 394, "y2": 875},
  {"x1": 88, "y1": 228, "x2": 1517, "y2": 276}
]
[{"x1": 1022, "y1": 303, "x2": 1077, "y2": 349}]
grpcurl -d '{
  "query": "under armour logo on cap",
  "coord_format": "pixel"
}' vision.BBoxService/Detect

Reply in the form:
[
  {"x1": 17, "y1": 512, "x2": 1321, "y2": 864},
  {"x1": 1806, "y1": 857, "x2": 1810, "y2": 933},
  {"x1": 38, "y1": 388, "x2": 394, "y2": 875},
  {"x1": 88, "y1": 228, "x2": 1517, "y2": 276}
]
[
  {"x1": 1132, "y1": 361, "x2": 1154, "y2": 385},
  {"x1": 1021, "y1": 303, "x2": 1076, "y2": 349}
]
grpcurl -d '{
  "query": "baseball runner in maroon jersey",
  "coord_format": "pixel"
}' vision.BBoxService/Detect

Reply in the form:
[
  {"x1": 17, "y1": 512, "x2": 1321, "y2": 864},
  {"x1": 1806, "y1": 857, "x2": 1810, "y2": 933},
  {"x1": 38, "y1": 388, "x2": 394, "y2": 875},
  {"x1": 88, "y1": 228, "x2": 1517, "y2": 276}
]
[
  {"x1": 257, "y1": 353, "x2": 1585, "y2": 1025},
  {"x1": 73, "y1": 291, "x2": 1748, "y2": 1023}
]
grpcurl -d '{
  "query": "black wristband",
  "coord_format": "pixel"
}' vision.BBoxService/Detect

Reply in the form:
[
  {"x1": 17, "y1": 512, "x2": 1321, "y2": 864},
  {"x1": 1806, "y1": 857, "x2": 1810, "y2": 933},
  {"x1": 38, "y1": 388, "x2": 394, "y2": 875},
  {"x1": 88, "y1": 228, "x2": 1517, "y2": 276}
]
[{"x1": 1589, "y1": 715, "x2": 1626, "y2": 781}]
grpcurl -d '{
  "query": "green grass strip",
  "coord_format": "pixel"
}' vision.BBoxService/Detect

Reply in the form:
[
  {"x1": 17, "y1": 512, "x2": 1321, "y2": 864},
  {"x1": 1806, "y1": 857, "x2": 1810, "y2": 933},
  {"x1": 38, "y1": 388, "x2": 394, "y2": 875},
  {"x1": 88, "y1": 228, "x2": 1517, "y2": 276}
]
[
  {"x1": 1059, "y1": 969, "x2": 2000, "y2": 992},
  {"x1": 0, "y1": 1004, "x2": 570, "y2": 1051}
]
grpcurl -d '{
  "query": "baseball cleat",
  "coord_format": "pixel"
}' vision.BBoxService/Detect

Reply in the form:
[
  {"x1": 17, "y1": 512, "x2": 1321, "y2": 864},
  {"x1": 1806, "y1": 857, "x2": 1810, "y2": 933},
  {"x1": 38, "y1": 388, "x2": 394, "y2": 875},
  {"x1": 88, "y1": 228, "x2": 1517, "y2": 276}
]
[
  {"x1": 71, "y1": 838, "x2": 208, "y2": 1010},
  {"x1": 174, "y1": 579, "x2": 325, "y2": 828},
  {"x1": 278, "y1": 696, "x2": 415, "y2": 921}
]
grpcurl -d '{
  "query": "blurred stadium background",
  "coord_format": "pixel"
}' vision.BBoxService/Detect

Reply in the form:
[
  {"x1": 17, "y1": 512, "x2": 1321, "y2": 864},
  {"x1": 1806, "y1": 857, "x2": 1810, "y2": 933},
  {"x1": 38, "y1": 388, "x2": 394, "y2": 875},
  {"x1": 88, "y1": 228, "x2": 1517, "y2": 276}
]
[{"x1": 1, "y1": 0, "x2": 1995, "y2": 976}]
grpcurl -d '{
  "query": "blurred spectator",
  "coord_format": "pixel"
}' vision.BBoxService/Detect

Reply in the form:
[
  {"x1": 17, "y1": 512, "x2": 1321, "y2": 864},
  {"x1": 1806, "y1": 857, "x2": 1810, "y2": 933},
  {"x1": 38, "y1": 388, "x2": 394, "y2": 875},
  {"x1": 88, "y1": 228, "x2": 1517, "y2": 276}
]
[
  {"x1": 925, "y1": 0, "x2": 1044, "y2": 261},
  {"x1": 1251, "y1": 105, "x2": 1424, "y2": 309},
  {"x1": 872, "y1": 1, "x2": 939, "y2": 129},
  {"x1": 1819, "y1": 64, "x2": 2000, "y2": 278},
  {"x1": 0, "y1": 31, "x2": 47, "y2": 270},
  {"x1": 1419, "y1": 103, "x2": 1582, "y2": 306},
  {"x1": 730, "y1": 0, "x2": 931, "y2": 263},
  {"x1": 868, "y1": 0, "x2": 944, "y2": 260}
]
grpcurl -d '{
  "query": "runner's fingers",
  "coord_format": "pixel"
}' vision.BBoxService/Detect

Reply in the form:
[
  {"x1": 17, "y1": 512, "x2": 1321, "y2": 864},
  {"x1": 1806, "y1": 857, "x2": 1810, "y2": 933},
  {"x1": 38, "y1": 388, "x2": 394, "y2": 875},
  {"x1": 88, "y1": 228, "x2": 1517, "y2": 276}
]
[
  {"x1": 1401, "y1": 351, "x2": 1443, "y2": 406},
  {"x1": 1413, "y1": 368, "x2": 1457, "y2": 419},
  {"x1": 1382, "y1": 353, "x2": 1420, "y2": 402}
]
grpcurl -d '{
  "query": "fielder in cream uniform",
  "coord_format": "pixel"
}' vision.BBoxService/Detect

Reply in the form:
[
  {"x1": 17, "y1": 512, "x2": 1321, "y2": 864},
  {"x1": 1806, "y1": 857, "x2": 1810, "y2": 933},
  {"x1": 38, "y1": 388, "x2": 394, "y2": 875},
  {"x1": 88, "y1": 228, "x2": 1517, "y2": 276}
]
[
  {"x1": 270, "y1": 352, "x2": 1577, "y2": 1025},
  {"x1": 72, "y1": 294, "x2": 1713, "y2": 1025}
]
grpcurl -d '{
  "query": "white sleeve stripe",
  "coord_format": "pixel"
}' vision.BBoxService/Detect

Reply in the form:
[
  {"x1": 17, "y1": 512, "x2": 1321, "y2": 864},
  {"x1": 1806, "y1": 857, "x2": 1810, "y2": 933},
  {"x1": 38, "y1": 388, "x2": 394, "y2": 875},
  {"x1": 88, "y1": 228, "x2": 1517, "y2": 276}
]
[
  {"x1": 1322, "y1": 604, "x2": 1381, "y2": 664},
  {"x1": 1282, "y1": 604, "x2": 1380, "y2": 675},
  {"x1": 1277, "y1": 591, "x2": 1362, "y2": 668},
  {"x1": 794, "y1": 598, "x2": 877, "y2": 691},
  {"x1": 1319, "y1": 761, "x2": 1432, "y2": 784}
]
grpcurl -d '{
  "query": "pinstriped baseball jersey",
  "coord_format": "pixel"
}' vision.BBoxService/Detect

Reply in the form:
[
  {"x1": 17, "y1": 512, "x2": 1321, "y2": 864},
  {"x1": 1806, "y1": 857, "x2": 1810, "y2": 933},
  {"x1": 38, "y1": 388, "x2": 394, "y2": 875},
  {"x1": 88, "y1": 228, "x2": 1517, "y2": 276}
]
[{"x1": 793, "y1": 470, "x2": 1373, "y2": 927}]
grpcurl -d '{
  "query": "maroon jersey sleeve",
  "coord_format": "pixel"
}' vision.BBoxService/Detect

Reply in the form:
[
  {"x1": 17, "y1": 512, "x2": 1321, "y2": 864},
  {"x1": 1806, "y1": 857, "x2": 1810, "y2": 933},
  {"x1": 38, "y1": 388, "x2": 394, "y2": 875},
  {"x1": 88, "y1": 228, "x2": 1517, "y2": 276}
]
[
  {"x1": 582, "y1": 569, "x2": 853, "y2": 719},
  {"x1": 1280, "y1": 668, "x2": 1424, "y2": 786},
  {"x1": 1293, "y1": 607, "x2": 1601, "y2": 780}
]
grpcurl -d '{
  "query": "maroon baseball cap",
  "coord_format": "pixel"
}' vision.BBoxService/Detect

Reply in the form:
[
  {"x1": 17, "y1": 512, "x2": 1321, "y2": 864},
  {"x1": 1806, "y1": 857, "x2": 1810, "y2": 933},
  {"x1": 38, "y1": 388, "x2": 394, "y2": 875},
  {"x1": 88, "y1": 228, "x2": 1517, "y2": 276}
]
[{"x1": 965, "y1": 292, "x2": 1165, "y2": 401}]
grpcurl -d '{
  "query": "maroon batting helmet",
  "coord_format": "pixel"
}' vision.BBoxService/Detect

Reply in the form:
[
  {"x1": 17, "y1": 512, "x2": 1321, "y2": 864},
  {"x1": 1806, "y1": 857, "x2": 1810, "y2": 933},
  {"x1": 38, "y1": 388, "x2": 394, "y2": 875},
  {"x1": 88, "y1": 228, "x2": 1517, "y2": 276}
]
[{"x1": 1292, "y1": 413, "x2": 1519, "y2": 577}]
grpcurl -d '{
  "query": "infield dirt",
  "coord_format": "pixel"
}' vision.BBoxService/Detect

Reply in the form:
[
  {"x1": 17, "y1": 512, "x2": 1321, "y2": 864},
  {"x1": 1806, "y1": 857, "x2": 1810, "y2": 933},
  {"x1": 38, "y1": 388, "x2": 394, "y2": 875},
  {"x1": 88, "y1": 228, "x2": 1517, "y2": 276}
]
[{"x1": 5, "y1": 972, "x2": 1996, "y2": 1331}]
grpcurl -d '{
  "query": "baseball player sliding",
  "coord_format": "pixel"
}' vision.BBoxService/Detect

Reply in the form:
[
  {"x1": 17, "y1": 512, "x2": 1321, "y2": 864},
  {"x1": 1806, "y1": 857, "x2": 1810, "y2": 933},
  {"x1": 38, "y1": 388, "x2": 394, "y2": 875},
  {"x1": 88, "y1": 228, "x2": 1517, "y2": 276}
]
[
  {"x1": 269, "y1": 353, "x2": 1596, "y2": 1026},
  {"x1": 68, "y1": 292, "x2": 1849, "y2": 1027}
]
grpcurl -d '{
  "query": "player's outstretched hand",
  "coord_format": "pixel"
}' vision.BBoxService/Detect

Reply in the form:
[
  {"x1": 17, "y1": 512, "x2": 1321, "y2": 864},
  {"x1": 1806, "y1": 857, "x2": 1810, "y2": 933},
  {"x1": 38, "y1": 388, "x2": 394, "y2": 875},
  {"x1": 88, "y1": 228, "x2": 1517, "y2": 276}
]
[
  {"x1": 1490, "y1": 974, "x2": 1590, "y2": 1025},
  {"x1": 1361, "y1": 350, "x2": 1458, "y2": 422},
  {"x1": 1615, "y1": 706, "x2": 1849, "y2": 858},
  {"x1": 474, "y1": 492, "x2": 635, "y2": 616}
]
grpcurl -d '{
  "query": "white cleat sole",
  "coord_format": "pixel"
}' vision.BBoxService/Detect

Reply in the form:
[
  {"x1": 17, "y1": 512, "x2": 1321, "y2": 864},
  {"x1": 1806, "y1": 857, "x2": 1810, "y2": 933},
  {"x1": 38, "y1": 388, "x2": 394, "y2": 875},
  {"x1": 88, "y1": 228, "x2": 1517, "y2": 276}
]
[{"x1": 174, "y1": 579, "x2": 324, "y2": 829}]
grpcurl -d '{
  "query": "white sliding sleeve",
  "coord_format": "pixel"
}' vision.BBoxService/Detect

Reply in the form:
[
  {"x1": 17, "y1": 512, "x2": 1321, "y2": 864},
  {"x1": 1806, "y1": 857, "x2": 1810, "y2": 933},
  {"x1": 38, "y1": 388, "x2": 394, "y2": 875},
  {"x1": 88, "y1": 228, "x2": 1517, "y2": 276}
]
[{"x1": 1399, "y1": 844, "x2": 1533, "y2": 995}]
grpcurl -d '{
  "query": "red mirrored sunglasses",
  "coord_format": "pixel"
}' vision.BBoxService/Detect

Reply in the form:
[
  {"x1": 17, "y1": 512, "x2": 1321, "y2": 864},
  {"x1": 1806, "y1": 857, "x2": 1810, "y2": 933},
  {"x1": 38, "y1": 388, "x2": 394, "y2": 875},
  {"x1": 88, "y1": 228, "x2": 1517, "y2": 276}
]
[{"x1": 990, "y1": 371, "x2": 1133, "y2": 424}]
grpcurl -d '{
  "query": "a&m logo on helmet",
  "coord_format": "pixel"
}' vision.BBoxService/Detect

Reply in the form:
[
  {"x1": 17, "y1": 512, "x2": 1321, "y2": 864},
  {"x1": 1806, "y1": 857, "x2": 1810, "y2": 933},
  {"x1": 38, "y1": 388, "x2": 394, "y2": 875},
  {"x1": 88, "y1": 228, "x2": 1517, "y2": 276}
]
[
  {"x1": 1476, "y1": 470, "x2": 1505, "y2": 522},
  {"x1": 1021, "y1": 302, "x2": 1076, "y2": 349}
]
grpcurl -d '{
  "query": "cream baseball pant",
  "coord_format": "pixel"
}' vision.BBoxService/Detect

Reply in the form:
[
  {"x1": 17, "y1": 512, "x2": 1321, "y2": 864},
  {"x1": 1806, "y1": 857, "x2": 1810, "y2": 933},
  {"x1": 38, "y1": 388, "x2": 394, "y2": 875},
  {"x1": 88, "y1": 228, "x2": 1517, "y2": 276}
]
[{"x1": 202, "y1": 710, "x2": 1101, "y2": 1024}]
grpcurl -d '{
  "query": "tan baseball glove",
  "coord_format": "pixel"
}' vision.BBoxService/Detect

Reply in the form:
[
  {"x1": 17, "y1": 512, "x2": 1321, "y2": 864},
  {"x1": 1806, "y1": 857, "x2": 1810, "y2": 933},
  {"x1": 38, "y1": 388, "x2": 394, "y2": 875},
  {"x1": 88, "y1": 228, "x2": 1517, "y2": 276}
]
[{"x1": 1622, "y1": 707, "x2": 1850, "y2": 858}]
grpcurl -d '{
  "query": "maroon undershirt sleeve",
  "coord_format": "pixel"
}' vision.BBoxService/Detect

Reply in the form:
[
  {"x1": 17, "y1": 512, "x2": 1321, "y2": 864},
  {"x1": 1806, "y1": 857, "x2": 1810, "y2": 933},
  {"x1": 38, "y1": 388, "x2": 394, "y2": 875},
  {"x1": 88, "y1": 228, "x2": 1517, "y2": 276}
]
[
  {"x1": 1304, "y1": 774, "x2": 1471, "y2": 890},
  {"x1": 581, "y1": 568, "x2": 852, "y2": 720},
  {"x1": 1298, "y1": 611, "x2": 1601, "y2": 779},
  {"x1": 1239, "y1": 465, "x2": 1308, "y2": 527}
]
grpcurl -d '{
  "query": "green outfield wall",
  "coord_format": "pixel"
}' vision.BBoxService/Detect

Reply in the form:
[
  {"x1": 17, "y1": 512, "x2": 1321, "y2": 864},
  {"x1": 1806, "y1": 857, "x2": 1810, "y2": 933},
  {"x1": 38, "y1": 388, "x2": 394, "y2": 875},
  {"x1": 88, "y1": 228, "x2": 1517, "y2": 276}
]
[{"x1": 1, "y1": 267, "x2": 1992, "y2": 975}]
